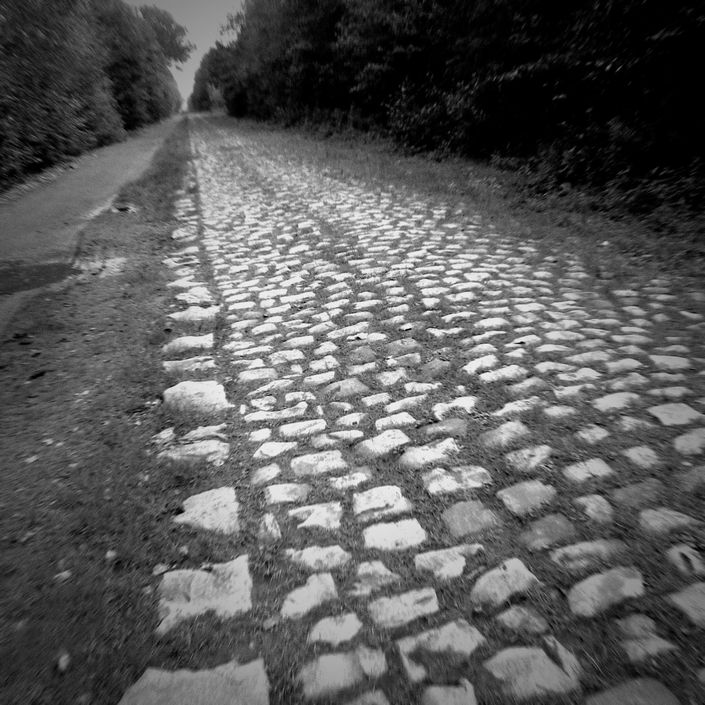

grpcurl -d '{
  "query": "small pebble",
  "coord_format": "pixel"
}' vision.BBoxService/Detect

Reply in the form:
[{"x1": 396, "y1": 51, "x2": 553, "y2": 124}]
[
  {"x1": 56, "y1": 650, "x2": 71, "y2": 673},
  {"x1": 54, "y1": 570, "x2": 72, "y2": 583},
  {"x1": 263, "y1": 616, "x2": 281, "y2": 630}
]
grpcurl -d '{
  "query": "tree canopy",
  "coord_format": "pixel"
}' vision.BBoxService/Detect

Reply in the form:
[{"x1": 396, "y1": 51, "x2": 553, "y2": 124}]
[
  {"x1": 138, "y1": 5, "x2": 195, "y2": 64},
  {"x1": 189, "y1": 0, "x2": 705, "y2": 203},
  {"x1": 0, "y1": 0, "x2": 192, "y2": 189}
]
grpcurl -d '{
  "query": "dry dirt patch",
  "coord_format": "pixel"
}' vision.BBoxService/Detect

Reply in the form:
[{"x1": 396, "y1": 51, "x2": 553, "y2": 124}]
[{"x1": 0, "y1": 120, "x2": 192, "y2": 705}]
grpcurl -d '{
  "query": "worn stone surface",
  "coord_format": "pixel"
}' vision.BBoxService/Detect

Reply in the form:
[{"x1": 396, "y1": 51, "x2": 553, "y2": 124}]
[
  {"x1": 291, "y1": 450, "x2": 348, "y2": 477},
  {"x1": 264, "y1": 483, "x2": 311, "y2": 505},
  {"x1": 368, "y1": 588, "x2": 439, "y2": 628},
  {"x1": 173, "y1": 487, "x2": 240, "y2": 534},
  {"x1": 593, "y1": 392, "x2": 641, "y2": 412},
  {"x1": 674, "y1": 427, "x2": 705, "y2": 455},
  {"x1": 162, "y1": 334, "x2": 214, "y2": 356},
  {"x1": 281, "y1": 573, "x2": 338, "y2": 619},
  {"x1": 520, "y1": 513, "x2": 576, "y2": 551},
  {"x1": 345, "y1": 692, "x2": 391, "y2": 705},
  {"x1": 667, "y1": 582, "x2": 705, "y2": 626},
  {"x1": 563, "y1": 458, "x2": 614, "y2": 482},
  {"x1": 356, "y1": 429, "x2": 411, "y2": 458},
  {"x1": 550, "y1": 540, "x2": 627, "y2": 573},
  {"x1": 364, "y1": 518, "x2": 427, "y2": 550},
  {"x1": 584, "y1": 678, "x2": 680, "y2": 705},
  {"x1": 156, "y1": 556, "x2": 252, "y2": 635},
  {"x1": 163, "y1": 356, "x2": 216, "y2": 376},
  {"x1": 505, "y1": 445, "x2": 553, "y2": 473},
  {"x1": 615, "y1": 614, "x2": 677, "y2": 662},
  {"x1": 414, "y1": 544, "x2": 484, "y2": 580},
  {"x1": 481, "y1": 421, "x2": 530, "y2": 449},
  {"x1": 568, "y1": 566, "x2": 644, "y2": 617},
  {"x1": 470, "y1": 558, "x2": 540, "y2": 609},
  {"x1": 399, "y1": 438, "x2": 460, "y2": 468},
  {"x1": 423, "y1": 466, "x2": 492, "y2": 495},
  {"x1": 285, "y1": 545, "x2": 352, "y2": 571},
  {"x1": 495, "y1": 605, "x2": 548, "y2": 634},
  {"x1": 648, "y1": 402, "x2": 703, "y2": 426},
  {"x1": 308, "y1": 613, "x2": 363, "y2": 646},
  {"x1": 483, "y1": 637, "x2": 581, "y2": 700},
  {"x1": 298, "y1": 647, "x2": 387, "y2": 699},
  {"x1": 253, "y1": 441, "x2": 297, "y2": 460},
  {"x1": 288, "y1": 502, "x2": 343, "y2": 530},
  {"x1": 163, "y1": 381, "x2": 231, "y2": 416},
  {"x1": 666, "y1": 544, "x2": 705, "y2": 578},
  {"x1": 639, "y1": 507, "x2": 698, "y2": 534},
  {"x1": 279, "y1": 419, "x2": 327, "y2": 439},
  {"x1": 397, "y1": 620, "x2": 486, "y2": 682},
  {"x1": 168, "y1": 305, "x2": 220, "y2": 326},
  {"x1": 574, "y1": 494, "x2": 614, "y2": 523},
  {"x1": 117, "y1": 658, "x2": 269, "y2": 705},
  {"x1": 158, "y1": 438, "x2": 230, "y2": 467},
  {"x1": 258, "y1": 513, "x2": 281, "y2": 543},
  {"x1": 421, "y1": 681, "x2": 477, "y2": 705},
  {"x1": 443, "y1": 501, "x2": 502, "y2": 539},
  {"x1": 353, "y1": 485, "x2": 413, "y2": 522},
  {"x1": 497, "y1": 480, "x2": 556, "y2": 516},
  {"x1": 610, "y1": 479, "x2": 663, "y2": 508},
  {"x1": 348, "y1": 561, "x2": 400, "y2": 597}
]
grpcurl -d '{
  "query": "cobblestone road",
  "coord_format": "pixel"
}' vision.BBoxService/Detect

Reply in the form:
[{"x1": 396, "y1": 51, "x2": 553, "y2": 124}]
[{"x1": 120, "y1": 116, "x2": 705, "y2": 705}]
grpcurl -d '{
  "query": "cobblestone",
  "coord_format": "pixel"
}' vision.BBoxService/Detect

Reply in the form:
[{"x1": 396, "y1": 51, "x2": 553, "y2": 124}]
[
  {"x1": 397, "y1": 620, "x2": 486, "y2": 682},
  {"x1": 444, "y1": 500, "x2": 502, "y2": 539},
  {"x1": 414, "y1": 544, "x2": 484, "y2": 580},
  {"x1": 308, "y1": 613, "x2": 362, "y2": 646},
  {"x1": 298, "y1": 646, "x2": 387, "y2": 699},
  {"x1": 364, "y1": 518, "x2": 427, "y2": 550},
  {"x1": 483, "y1": 638, "x2": 582, "y2": 700},
  {"x1": 118, "y1": 658, "x2": 269, "y2": 705},
  {"x1": 368, "y1": 588, "x2": 439, "y2": 628},
  {"x1": 470, "y1": 558, "x2": 540, "y2": 609},
  {"x1": 667, "y1": 582, "x2": 705, "y2": 626},
  {"x1": 120, "y1": 120, "x2": 705, "y2": 705},
  {"x1": 173, "y1": 488, "x2": 240, "y2": 534},
  {"x1": 568, "y1": 566, "x2": 644, "y2": 616},
  {"x1": 156, "y1": 556, "x2": 252, "y2": 635}
]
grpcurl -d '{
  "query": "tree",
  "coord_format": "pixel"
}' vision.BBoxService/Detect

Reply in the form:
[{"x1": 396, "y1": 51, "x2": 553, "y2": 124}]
[
  {"x1": 90, "y1": 0, "x2": 186, "y2": 129},
  {"x1": 139, "y1": 5, "x2": 195, "y2": 64},
  {"x1": 0, "y1": 0, "x2": 124, "y2": 186},
  {"x1": 0, "y1": 0, "x2": 190, "y2": 189}
]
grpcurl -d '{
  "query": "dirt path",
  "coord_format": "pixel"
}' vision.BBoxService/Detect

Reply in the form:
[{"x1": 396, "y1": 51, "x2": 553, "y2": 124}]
[
  {"x1": 0, "y1": 121, "x2": 192, "y2": 705},
  {"x1": 0, "y1": 118, "x2": 178, "y2": 335}
]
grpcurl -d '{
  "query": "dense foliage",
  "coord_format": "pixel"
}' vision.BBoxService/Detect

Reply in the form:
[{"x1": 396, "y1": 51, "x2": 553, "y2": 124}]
[
  {"x1": 191, "y1": 0, "x2": 705, "y2": 206},
  {"x1": 0, "y1": 0, "x2": 192, "y2": 188}
]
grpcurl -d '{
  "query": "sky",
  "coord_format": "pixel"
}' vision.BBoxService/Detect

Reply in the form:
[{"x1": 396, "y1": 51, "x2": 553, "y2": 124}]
[{"x1": 125, "y1": 0, "x2": 243, "y2": 105}]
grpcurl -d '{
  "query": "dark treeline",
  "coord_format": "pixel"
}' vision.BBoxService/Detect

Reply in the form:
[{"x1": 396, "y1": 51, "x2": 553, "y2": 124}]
[
  {"x1": 0, "y1": 0, "x2": 192, "y2": 189},
  {"x1": 191, "y1": 1, "x2": 705, "y2": 210}
]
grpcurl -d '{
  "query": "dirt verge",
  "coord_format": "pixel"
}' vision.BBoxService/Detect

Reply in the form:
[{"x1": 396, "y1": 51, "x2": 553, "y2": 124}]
[{"x1": 0, "y1": 118, "x2": 191, "y2": 705}]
